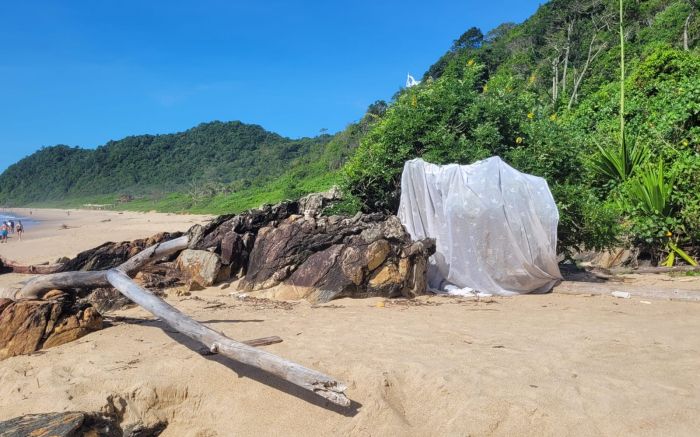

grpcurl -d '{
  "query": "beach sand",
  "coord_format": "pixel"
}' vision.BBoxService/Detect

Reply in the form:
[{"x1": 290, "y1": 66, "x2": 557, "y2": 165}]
[
  {"x1": 1, "y1": 209, "x2": 699, "y2": 436},
  {"x1": 0, "y1": 208, "x2": 212, "y2": 265}
]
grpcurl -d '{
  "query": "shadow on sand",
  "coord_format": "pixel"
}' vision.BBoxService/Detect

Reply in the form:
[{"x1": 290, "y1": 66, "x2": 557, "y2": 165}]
[{"x1": 107, "y1": 315, "x2": 362, "y2": 417}]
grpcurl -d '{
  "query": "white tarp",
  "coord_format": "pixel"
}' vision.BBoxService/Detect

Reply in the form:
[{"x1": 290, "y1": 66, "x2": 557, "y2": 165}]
[{"x1": 397, "y1": 157, "x2": 562, "y2": 296}]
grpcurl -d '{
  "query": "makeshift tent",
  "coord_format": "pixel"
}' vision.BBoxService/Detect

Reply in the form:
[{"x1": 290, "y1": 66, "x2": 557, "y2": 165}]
[{"x1": 397, "y1": 157, "x2": 562, "y2": 296}]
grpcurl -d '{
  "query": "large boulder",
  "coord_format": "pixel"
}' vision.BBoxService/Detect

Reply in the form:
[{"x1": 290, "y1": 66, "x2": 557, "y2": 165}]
[
  {"x1": 0, "y1": 296, "x2": 102, "y2": 360},
  {"x1": 175, "y1": 249, "x2": 222, "y2": 287}
]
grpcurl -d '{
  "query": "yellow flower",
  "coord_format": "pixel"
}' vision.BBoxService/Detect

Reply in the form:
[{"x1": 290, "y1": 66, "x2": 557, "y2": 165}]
[
  {"x1": 549, "y1": 113, "x2": 558, "y2": 121},
  {"x1": 516, "y1": 136, "x2": 524, "y2": 144},
  {"x1": 467, "y1": 59, "x2": 475, "y2": 67},
  {"x1": 482, "y1": 84, "x2": 489, "y2": 93},
  {"x1": 681, "y1": 139, "x2": 689, "y2": 147},
  {"x1": 527, "y1": 112, "x2": 535, "y2": 119},
  {"x1": 665, "y1": 231, "x2": 673, "y2": 237}
]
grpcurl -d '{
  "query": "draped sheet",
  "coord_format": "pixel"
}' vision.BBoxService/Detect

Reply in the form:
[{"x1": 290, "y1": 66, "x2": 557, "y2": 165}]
[{"x1": 397, "y1": 157, "x2": 562, "y2": 296}]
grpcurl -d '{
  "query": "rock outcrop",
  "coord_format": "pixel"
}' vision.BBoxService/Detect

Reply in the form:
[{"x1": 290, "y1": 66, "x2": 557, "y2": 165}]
[
  {"x1": 58, "y1": 232, "x2": 182, "y2": 272},
  {"x1": 239, "y1": 214, "x2": 435, "y2": 302},
  {"x1": 189, "y1": 199, "x2": 435, "y2": 303},
  {"x1": 0, "y1": 411, "x2": 167, "y2": 437},
  {"x1": 21, "y1": 192, "x2": 435, "y2": 306},
  {"x1": 0, "y1": 295, "x2": 102, "y2": 360}
]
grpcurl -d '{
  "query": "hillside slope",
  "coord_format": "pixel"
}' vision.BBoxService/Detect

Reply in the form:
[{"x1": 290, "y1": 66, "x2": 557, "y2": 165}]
[
  {"x1": 0, "y1": 121, "x2": 331, "y2": 204},
  {"x1": 345, "y1": 0, "x2": 700, "y2": 257}
]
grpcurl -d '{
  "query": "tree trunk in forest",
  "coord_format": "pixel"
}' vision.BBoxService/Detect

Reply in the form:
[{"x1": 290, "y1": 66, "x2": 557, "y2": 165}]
[
  {"x1": 561, "y1": 21, "x2": 573, "y2": 98},
  {"x1": 568, "y1": 32, "x2": 606, "y2": 109}
]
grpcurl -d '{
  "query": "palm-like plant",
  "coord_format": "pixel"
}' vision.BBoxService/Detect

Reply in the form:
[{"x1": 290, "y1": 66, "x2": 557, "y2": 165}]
[
  {"x1": 625, "y1": 162, "x2": 697, "y2": 266},
  {"x1": 591, "y1": 133, "x2": 649, "y2": 182},
  {"x1": 625, "y1": 161, "x2": 672, "y2": 216}
]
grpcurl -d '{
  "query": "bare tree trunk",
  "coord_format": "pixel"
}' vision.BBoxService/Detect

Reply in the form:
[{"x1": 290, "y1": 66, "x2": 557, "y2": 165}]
[
  {"x1": 106, "y1": 269, "x2": 350, "y2": 406},
  {"x1": 14, "y1": 235, "x2": 190, "y2": 299},
  {"x1": 551, "y1": 54, "x2": 560, "y2": 103},
  {"x1": 561, "y1": 22, "x2": 573, "y2": 98},
  {"x1": 0, "y1": 257, "x2": 63, "y2": 274},
  {"x1": 568, "y1": 32, "x2": 606, "y2": 109},
  {"x1": 684, "y1": 14, "x2": 691, "y2": 50}
]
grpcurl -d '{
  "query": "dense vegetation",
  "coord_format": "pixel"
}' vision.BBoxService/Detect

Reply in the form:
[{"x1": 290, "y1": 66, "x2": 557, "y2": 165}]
[
  {"x1": 0, "y1": 121, "x2": 334, "y2": 206},
  {"x1": 345, "y1": 0, "x2": 700, "y2": 260},
  {"x1": 2, "y1": 0, "x2": 699, "y2": 263}
]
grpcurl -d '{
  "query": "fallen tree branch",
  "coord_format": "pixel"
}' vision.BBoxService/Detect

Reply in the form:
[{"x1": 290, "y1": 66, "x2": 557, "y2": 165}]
[
  {"x1": 106, "y1": 269, "x2": 350, "y2": 406},
  {"x1": 0, "y1": 256, "x2": 63, "y2": 274},
  {"x1": 14, "y1": 236, "x2": 190, "y2": 299},
  {"x1": 609, "y1": 265, "x2": 700, "y2": 275},
  {"x1": 241, "y1": 336, "x2": 283, "y2": 347}
]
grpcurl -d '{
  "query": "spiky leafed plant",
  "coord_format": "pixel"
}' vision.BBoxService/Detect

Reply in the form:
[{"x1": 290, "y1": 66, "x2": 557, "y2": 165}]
[
  {"x1": 625, "y1": 161, "x2": 698, "y2": 266},
  {"x1": 625, "y1": 161, "x2": 673, "y2": 216},
  {"x1": 591, "y1": 133, "x2": 649, "y2": 182}
]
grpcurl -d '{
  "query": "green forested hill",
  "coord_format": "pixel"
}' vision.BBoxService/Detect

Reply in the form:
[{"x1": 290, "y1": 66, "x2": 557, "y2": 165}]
[{"x1": 0, "y1": 121, "x2": 332, "y2": 203}]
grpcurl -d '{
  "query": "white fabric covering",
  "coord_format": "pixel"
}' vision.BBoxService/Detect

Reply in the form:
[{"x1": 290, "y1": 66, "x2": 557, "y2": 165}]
[{"x1": 397, "y1": 157, "x2": 562, "y2": 296}]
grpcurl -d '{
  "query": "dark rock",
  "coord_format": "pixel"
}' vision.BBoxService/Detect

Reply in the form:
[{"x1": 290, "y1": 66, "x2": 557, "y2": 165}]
[
  {"x1": 58, "y1": 232, "x2": 182, "y2": 272},
  {"x1": 236, "y1": 213, "x2": 435, "y2": 302},
  {"x1": 187, "y1": 201, "x2": 300, "y2": 277},
  {"x1": 80, "y1": 288, "x2": 133, "y2": 313},
  {"x1": 0, "y1": 411, "x2": 167, "y2": 437}
]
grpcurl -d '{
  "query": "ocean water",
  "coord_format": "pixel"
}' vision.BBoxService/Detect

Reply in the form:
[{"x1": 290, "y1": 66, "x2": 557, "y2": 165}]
[{"x1": 0, "y1": 211, "x2": 35, "y2": 228}]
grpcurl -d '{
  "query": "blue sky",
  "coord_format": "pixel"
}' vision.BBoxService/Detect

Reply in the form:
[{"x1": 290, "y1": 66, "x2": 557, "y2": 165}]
[{"x1": 0, "y1": 0, "x2": 543, "y2": 171}]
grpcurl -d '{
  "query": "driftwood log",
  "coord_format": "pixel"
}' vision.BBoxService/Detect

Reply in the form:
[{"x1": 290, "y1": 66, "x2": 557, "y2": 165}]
[
  {"x1": 0, "y1": 256, "x2": 63, "y2": 274},
  {"x1": 1, "y1": 235, "x2": 351, "y2": 407},
  {"x1": 107, "y1": 269, "x2": 349, "y2": 406},
  {"x1": 7, "y1": 235, "x2": 190, "y2": 300}
]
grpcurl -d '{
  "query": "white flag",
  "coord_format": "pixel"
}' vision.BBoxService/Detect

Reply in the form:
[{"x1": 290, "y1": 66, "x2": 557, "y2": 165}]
[{"x1": 406, "y1": 73, "x2": 421, "y2": 88}]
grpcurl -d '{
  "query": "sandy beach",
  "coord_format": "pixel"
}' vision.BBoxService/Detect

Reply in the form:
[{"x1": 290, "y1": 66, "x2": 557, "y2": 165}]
[
  {"x1": 1, "y1": 209, "x2": 699, "y2": 436},
  {"x1": 0, "y1": 208, "x2": 212, "y2": 265}
]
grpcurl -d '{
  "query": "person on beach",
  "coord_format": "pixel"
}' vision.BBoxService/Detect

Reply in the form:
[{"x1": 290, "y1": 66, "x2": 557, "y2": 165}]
[
  {"x1": 15, "y1": 221, "x2": 23, "y2": 241},
  {"x1": 9, "y1": 220, "x2": 14, "y2": 234},
  {"x1": 0, "y1": 223, "x2": 8, "y2": 243}
]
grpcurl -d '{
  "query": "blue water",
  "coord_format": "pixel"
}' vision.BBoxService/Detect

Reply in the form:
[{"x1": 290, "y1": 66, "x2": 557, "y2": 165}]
[{"x1": 0, "y1": 211, "x2": 36, "y2": 228}]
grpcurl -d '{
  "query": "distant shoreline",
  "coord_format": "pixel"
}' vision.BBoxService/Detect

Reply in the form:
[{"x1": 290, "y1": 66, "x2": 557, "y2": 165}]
[
  {"x1": 0, "y1": 208, "x2": 212, "y2": 265},
  {"x1": 0, "y1": 208, "x2": 38, "y2": 229}
]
